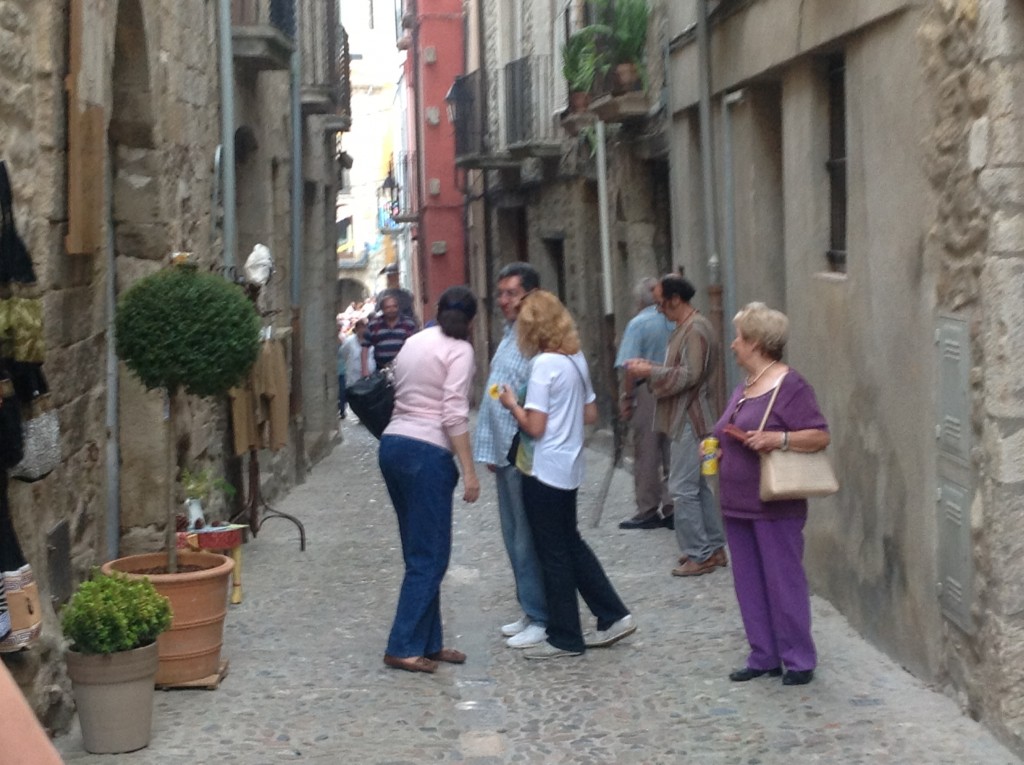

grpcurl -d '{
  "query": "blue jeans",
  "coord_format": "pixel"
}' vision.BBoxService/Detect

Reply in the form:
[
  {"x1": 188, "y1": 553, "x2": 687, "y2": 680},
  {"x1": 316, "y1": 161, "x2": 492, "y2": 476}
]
[
  {"x1": 379, "y1": 435, "x2": 459, "y2": 658},
  {"x1": 522, "y1": 475, "x2": 629, "y2": 652},
  {"x1": 669, "y1": 422, "x2": 725, "y2": 562},
  {"x1": 494, "y1": 464, "x2": 547, "y2": 626}
]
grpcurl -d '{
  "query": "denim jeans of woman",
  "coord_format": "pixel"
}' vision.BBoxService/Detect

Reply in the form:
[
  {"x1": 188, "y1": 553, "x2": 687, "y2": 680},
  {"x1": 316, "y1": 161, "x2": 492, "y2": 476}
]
[
  {"x1": 522, "y1": 474, "x2": 629, "y2": 652},
  {"x1": 379, "y1": 434, "x2": 459, "y2": 658}
]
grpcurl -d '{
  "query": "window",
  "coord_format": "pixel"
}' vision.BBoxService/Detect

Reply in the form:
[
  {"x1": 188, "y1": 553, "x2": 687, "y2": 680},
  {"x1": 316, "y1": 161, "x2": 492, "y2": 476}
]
[{"x1": 825, "y1": 54, "x2": 847, "y2": 273}]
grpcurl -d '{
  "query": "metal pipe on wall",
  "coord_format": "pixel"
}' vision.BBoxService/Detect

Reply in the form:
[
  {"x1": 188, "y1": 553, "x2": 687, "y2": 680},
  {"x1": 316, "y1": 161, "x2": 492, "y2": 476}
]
[
  {"x1": 696, "y1": 0, "x2": 725, "y2": 413},
  {"x1": 721, "y1": 89, "x2": 744, "y2": 393},
  {"x1": 104, "y1": 155, "x2": 120, "y2": 561},
  {"x1": 216, "y1": 0, "x2": 237, "y2": 271},
  {"x1": 290, "y1": 49, "x2": 302, "y2": 308},
  {"x1": 596, "y1": 120, "x2": 613, "y2": 316}
]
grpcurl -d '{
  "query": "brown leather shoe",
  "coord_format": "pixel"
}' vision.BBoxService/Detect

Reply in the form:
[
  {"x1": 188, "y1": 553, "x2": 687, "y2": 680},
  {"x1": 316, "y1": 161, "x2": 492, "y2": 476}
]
[
  {"x1": 426, "y1": 648, "x2": 466, "y2": 664},
  {"x1": 710, "y1": 547, "x2": 729, "y2": 568},
  {"x1": 672, "y1": 557, "x2": 717, "y2": 577},
  {"x1": 383, "y1": 655, "x2": 439, "y2": 673}
]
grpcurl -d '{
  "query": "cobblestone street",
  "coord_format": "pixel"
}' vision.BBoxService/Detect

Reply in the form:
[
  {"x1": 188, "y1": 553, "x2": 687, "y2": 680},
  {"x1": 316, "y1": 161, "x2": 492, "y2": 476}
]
[{"x1": 55, "y1": 421, "x2": 1021, "y2": 764}]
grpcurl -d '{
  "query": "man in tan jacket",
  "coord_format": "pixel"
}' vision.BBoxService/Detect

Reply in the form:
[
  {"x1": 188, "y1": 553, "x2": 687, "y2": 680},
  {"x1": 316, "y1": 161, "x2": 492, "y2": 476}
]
[{"x1": 624, "y1": 274, "x2": 726, "y2": 577}]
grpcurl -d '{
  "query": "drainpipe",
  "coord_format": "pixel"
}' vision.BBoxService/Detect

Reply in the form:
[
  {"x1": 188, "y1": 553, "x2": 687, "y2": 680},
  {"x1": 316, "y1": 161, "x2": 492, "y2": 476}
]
[
  {"x1": 217, "y1": 0, "x2": 237, "y2": 272},
  {"x1": 289, "y1": 43, "x2": 305, "y2": 477},
  {"x1": 696, "y1": 0, "x2": 724, "y2": 413},
  {"x1": 721, "y1": 89, "x2": 743, "y2": 392},
  {"x1": 105, "y1": 155, "x2": 120, "y2": 561}
]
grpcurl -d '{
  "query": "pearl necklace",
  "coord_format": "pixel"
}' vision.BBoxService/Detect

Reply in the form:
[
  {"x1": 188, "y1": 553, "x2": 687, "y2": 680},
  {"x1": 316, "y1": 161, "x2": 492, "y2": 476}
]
[{"x1": 744, "y1": 360, "x2": 777, "y2": 388}]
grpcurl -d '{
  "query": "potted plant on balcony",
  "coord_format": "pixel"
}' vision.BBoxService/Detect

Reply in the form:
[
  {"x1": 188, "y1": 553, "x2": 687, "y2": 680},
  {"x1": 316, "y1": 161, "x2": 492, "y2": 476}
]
[
  {"x1": 562, "y1": 31, "x2": 600, "y2": 112},
  {"x1": 104, "y1": 259, "x2": 259, "y2": 685},
  {"x1": 608, "y1": 0, "x2": 649, "y2": 94},
  {"x1": 62, "y1": 571, "x2": 172, "y2": 753}
]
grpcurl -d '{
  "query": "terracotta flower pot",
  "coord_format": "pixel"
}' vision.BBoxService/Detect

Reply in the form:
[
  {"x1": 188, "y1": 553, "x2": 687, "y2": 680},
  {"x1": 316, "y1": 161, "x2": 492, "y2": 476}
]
[
  {"x1": 568, "y1": 91, "x2": 591, "y2": 113},
  {"x1": 612, "y1": 62, "x2": 640, "y2": 95},
  {"x1": 101, "y1": 551, "x2": 234, "y2": 685},
  {"x1": 66, "y1": 641, "x2": 159, "y2": 754}
]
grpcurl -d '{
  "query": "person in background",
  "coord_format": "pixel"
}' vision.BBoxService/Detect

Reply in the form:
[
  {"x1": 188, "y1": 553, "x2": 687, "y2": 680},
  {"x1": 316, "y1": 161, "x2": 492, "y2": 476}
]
[
  {"x1": 361, "y1": 293, "x2": 418, "y2": 377},
  {"x1": 625, "y1": 274, "x2": 726, "y2": 577},
  {"x1": 377, "y1": 263, "x2": 418, "y2": 324},
  {"x1": 473, "y1": 262, "x2": 549, "y2": 649},
  {"x1": 615, "y1": 277, "x2": 675, "y2": 530},
  {"x1": 499, "y1": 290, "x2": 635, "y2": 660},
  {"x1": 338, "y1": 319, "x2": 371, "y2": 419},
  {"x1": 378, "y1": 286, "x2": 480, "y2": 674},
  {"x1": 715, "y1": 302, "x2": 830, "y2": 687}
]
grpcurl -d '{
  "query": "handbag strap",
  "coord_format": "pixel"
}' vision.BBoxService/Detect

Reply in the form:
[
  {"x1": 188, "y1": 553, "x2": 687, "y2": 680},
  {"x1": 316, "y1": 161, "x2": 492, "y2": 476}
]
[{"x1": 756, "y1": 372, "x2": 788, "y2": 432}]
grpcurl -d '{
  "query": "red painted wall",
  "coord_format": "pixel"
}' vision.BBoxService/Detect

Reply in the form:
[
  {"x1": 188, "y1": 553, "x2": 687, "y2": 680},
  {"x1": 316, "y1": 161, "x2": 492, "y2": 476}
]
[{"x1": 407, "y1": 0, "x2": 465, "y2": 321}]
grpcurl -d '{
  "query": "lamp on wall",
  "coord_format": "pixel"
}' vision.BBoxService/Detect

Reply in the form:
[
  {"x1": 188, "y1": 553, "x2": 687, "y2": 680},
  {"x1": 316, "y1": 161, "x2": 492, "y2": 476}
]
[
  {"x1": 444, "y1": 77, "x2": 468, "y2": 124},
  {"x1": 377, "y1": 161, "x2": 400, "y2": 231}
]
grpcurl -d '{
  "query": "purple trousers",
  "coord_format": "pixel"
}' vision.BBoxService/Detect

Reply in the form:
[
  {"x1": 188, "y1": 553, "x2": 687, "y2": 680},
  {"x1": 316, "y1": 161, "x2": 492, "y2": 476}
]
[{"x1": 724, "y1": 514, "x2": 817, "y2": 672}]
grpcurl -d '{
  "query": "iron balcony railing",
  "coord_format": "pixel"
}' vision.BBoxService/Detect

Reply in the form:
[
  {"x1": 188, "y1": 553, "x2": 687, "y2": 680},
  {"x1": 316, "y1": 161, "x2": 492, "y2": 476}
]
[
  {"x1": 232, "y1": 0, "x2": 296, "y2": 39},
  {"x1": 504, "y1": 54, "x2": 559, "y2": 148},
  {"x1": 451, "y1": 70, "x2": 485, "y2": 159}
]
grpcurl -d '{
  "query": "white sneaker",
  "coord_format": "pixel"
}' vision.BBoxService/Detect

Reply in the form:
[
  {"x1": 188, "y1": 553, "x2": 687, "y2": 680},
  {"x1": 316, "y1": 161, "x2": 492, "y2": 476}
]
[
  {"x1": 523, "y1": 641, "x2": 583, "y2": 660},
  {"x1": 584, "y1": 614, "x2": 637, "y2": 648},
  {"x1": 501, "y1": 616, "x2": 530, "y2": 637},
  {"x1": 506, "y1": 623, "x2": 548, "y2": 648}
]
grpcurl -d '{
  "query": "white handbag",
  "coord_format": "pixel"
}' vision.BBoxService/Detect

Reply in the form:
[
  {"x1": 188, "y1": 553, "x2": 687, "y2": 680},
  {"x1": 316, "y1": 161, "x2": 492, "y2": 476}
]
[{"x1": 756, "y1": 376, "x2": 838, "y2": 502}]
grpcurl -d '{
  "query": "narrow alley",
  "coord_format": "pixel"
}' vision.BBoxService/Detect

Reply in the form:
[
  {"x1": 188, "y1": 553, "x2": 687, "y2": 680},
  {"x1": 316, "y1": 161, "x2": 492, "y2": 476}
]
[{"x1": 55, "y1": 421, "x2": 1020, "y2": 764}]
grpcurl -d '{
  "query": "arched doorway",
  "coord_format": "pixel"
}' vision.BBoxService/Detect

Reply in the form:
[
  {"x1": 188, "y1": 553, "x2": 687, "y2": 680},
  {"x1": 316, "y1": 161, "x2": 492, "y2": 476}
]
[{"x1": 336, "y1": 277, "x2": 370, "y2": 314}]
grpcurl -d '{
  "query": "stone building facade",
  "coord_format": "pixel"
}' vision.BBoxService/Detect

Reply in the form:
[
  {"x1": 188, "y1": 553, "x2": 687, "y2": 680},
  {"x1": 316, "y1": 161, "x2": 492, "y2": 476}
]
[
  {"x1": 665, "y1": 0, "x2": 1024, "y2": 754},
  {"x1": 457, "y1": 0, "x2": 671, "y2": 415},
  {"x1": 0, "y1": 0, "x2": 345, "y2": 732},
  {"x1": 452, "y1": 0, "x2": 1024, "y2": 754}
]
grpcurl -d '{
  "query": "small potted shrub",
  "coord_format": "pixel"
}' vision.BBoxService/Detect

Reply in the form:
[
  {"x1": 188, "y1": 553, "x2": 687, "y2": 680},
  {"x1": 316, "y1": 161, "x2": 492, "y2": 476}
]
[
  {"x1": 180, "y1": 466, "x2": 237, "y2": 530},
  {"x1": 62, "y1": 571, "x2": 172, "y2": 754}
]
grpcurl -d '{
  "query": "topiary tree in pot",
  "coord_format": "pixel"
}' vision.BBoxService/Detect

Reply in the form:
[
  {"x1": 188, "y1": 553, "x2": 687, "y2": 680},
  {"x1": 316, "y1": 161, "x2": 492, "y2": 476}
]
[
  {"x1": 114, "y1": 262, "x2": 259, "y2": 572},
  {"x1": 109, "y1": 261, "x2": 258, "y2": 686}
]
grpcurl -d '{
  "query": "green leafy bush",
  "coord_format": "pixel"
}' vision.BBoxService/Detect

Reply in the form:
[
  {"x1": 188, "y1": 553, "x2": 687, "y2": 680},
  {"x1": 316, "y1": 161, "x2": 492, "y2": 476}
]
[
  {"x1": 115, "y1": 265, "x2": 260, "y2": 398},
  {"x1": 562, "y1": 31, "x2": 601, "y2": 92},
  {"x1": 181, "y1": 466, "x2": 236, "y2": 501},
  {"x1": 61, "y1": 571, "x2": 172, "y2": 655}
]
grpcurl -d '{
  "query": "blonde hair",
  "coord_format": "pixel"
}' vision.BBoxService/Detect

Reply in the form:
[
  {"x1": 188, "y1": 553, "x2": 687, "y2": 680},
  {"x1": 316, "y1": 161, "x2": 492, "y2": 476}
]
[
  {"x1": 733, "y1": 302, "x2": 789, "y2": 360},
  {"x1": 516, "y1": 290, "x2": 581, "y2": 356}
]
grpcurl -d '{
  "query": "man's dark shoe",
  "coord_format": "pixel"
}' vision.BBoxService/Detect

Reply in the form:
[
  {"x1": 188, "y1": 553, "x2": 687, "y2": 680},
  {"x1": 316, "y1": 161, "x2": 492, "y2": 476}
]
[
  {"x1": 661, "y1": 514, "x2": 674, "y2": 529},
  {"x1": 782, "y1": 669, "x2": 814, "y2": 686},
  {"x1": 619, "y1": 511, "x2": 663, "y2": 530},
  {"x1": 729, "y1": 666, "x2": 782, "y2": 682}
]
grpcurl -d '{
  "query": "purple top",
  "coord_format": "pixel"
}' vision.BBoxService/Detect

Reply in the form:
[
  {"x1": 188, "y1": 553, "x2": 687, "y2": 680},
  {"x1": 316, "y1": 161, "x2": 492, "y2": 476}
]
[{"x1": 712, "y1": 370, "x2": 829, "y2": 520}]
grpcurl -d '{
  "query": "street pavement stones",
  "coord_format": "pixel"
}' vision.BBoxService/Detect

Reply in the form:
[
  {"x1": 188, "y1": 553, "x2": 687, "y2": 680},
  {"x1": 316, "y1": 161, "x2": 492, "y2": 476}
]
[{"x1": 56, "y1": 419, "x2": 1021, "y2": 764}]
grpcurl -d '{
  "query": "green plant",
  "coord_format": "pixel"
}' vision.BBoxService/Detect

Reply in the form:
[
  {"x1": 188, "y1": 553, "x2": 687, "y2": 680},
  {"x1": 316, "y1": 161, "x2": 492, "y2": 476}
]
[
  {"x1": 61, "y1": 571, "x2": 172, "y2": 655},
  {"x1": 610, "y1": 0, "x2": 649, "y2": 66},
  {"x1": 562, "y1": 31, "x2": 600, "y2": 92},
  {"x1": 115, "y1": 264, "x2": 260, "y2": 398},
  {"x1": 181, "y1": 467, "x2": 236, "y2": 501}
]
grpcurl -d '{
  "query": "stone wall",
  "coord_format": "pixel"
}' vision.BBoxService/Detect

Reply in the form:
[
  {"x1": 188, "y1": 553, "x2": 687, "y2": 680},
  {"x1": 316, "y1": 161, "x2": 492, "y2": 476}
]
[{"x1": 921, "y1": 0, "x2": 1024, "y2": 751}]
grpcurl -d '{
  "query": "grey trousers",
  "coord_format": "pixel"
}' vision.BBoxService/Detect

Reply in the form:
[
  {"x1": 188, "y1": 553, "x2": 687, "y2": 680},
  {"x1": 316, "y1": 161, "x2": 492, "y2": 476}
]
[
  {"x1": 668, "y1": 422, "x2": 725, "y2": 561},
  {"x1": 630, "y1": 383, "x2": 672, "y2": 515}
]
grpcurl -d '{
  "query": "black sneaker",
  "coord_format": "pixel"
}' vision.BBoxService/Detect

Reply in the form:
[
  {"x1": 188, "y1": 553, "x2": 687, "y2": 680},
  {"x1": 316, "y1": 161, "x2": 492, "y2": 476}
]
[{"x1": 619, "y1": 512, "x2": 663, "y2": 529}]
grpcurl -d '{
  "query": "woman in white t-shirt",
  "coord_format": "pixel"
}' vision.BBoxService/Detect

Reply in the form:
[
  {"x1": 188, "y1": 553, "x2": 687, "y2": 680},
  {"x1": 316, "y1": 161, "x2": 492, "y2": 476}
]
[{"x1": 498, "y1": 290, "x2": 636, "y2": 659}]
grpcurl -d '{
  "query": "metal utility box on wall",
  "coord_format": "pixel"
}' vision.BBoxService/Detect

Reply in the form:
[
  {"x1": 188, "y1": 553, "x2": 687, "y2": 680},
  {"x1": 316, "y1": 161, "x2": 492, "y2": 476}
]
[{"x1": 935, "y1": 315, "x2": 974, "y2": 633}]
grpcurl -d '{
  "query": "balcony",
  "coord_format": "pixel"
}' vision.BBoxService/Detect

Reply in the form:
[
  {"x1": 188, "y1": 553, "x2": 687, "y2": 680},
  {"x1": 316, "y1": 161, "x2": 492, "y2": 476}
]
[
  {"x1": 299, "y1": 1, "x2": 341, "y2": 115},
  {"x1": 449, "y1": 71, "x2": 517, "y2": 170},
  {"x1": 391, "y1": 151, "x2": 419, "y2": 225},
  {"x1": 504, "y1": 55, "x2": 561, "y2": 159},
  {"x1": 232, "y1": 0, "x2": 296, "y2": 74}
]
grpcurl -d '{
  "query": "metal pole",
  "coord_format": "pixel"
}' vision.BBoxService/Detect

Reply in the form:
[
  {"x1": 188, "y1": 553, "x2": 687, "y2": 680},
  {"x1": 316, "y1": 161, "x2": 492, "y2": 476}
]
[
  {"x1": 721, "y1": 89, "x2": 743, "y2": 392},
  {"x1": 596, "y1": 120, "x2": 613, "y2": 315},
  {"x1": 104, "y1": 154, "x2": 120, "y2": 561},
  {"x1": 696, "y1": 0, "x2": 725, "y2": 414},
  {"x1": 216, "y1": 0, "x2": 237, "y2": 271}
]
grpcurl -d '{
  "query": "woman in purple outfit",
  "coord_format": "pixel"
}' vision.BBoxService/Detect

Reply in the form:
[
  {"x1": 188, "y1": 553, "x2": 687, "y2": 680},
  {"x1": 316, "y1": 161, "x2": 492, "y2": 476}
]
[{"x1": 714, "y1": 302, "x2": 830, "y2": 687}]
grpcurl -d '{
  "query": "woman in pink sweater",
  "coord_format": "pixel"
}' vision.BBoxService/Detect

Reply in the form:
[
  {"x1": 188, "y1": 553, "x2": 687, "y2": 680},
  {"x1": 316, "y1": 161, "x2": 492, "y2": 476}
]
[{"x1": 378, "y1": 285, "x2": 480, "y2": 673}]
